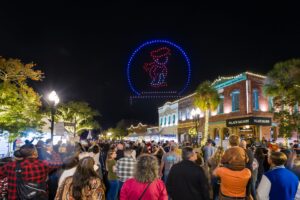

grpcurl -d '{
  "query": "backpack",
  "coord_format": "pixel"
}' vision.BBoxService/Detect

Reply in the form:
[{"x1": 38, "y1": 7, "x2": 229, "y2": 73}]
[{"x1": 15, "y1": 161, "x2": 48, "y2": 200}]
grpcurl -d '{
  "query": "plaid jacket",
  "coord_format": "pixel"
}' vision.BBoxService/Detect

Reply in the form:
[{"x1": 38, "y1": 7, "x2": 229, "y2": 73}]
[
  {"x1": 0, "y1": 157, "x2": 62, "y2": 200},
  {"x1": 116, "y1": 157, "x2": 136, "y2": 182}
]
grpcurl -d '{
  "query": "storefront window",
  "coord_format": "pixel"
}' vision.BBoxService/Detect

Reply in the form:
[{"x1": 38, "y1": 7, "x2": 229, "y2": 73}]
[
  {"x1": 253, "y1": 89, "x2": 259, "y2": 111},
  {"x1": 231, "y1": 90, "x2": 240, "y2": 112}
]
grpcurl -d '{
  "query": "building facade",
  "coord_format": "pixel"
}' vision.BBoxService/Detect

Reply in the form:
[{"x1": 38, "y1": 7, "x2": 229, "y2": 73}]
[
  {"x1": 160, "y1": 72, "x2": 282, "y2": 145},
  {"x1": 158, "y1": 101, "x2": 179, "y2": 142}
]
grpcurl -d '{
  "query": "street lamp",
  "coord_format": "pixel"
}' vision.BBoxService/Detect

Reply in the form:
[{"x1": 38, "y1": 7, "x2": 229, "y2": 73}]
[
  {"x1": 191, "y1": 108, "x2": 201, "y2": 145},
  {"x1": 48, "y1": 91, "x2": 59, "y2": 142}
]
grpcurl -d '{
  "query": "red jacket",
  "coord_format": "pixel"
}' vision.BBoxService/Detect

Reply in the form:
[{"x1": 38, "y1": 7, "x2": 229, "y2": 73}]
[{"x1": 120, "y1": 178, "x2": 168, "y2": 200}]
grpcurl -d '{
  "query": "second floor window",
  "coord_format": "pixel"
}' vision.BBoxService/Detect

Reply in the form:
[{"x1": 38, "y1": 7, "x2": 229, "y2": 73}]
[
  {"x1": 160, "y1": 117, "x2": 163, "y2": 126},
  {"x1": 168, "y1": 116, "x2": 171, "y2": 125},
  {"x1": 268, "y1": 97, "x2": 274, "y2": 111},
  {"x1": 218, "y1": 95, "x2": 224, "y2": 114},
  {"x1": 164, "y1": 117, "x2": 166, "y2": 125},
  {"x1": 173, "y1": 114, "x2": 176, "y2": 124},
  {"x1": 231, "y1": 90, "x2": 240, "y2": 112},
  {"x1": 253, "y1": 89, "x2": 259, "y2": 111}
]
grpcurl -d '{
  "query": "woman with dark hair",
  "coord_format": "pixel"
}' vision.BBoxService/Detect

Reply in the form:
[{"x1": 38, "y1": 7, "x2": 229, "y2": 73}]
[
  {"x1": 120, "y1": 154, "x2": 167, "y2": 200},
  {"x1": 254, "y1": 147, "x2": 265, "y2": 188},
  {"x1": 55, "y1": 157, "x2": 105, "y2": 200}
]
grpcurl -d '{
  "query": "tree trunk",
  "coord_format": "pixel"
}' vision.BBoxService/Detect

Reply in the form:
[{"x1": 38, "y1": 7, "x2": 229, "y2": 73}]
[{"x1": 201, "y1": 110, "x2": 209, "y2": 146}]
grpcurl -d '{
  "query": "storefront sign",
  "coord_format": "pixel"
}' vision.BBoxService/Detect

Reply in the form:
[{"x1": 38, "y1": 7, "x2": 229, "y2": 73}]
[{"x1": 226, "y1": 117, "x2": 271, "y2": 127}]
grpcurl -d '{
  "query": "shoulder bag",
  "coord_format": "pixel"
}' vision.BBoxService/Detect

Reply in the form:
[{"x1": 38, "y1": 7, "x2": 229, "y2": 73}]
[
  {"x1": 15, "y1": 161, "x2": 48, "y2": 200},
  {"x1": 138, "y1": 182, "x2": 152, "y2": 200}
]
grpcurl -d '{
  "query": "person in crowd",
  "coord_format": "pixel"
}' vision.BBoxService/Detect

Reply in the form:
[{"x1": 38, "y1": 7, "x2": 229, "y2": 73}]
[
  {"x1": 208, "y1": 146, "x2": 224, "y2": 200},
  {"x1": 203, "y1": 139, "x2": 215, "y2": 163},
  {"x1": 159, "y1": 143, "x2": 181, "y2": 183},
  {"x1": 106, "y1": 149, "x2": 119, "y2": 200},
  {"x1": 116, "y1": 143, "x2": 124, "y2": 160},
  {"x1": 257, "y1": 152, "x2": 300, "y2": 200},
  {"x1": 240, "y1": 140, "x2": 256, "y2": 200},
  {"x1": 254, "y1": 147, "x2": 265, "y2": 188},
  {"x1": 116, "y1": 147, "x2": 136, "y2": 192},
  {"x1": 0, "y1": 144, "x2": 61, "y2": 200},
  {"x1": 120, "y1": 154, "x2": 168, "y2": 200},
  {"x1": 53, "y1": 140, "x2": 62, "y2": 153},
  {"x1": 38, "y1": 140, "x2": 63, "y2": 200},
  {"x1": 89, "y1": 144, "x2": 103, "y2": 179},
  {"x1": 166, "y1": 146, "x2": 210, "y2": 200},
  {"x1": 213, "y1": 154, "x2": 251, "y2": 200},
  {"x1": 287, "y1": 151, "x2": 300, "y2": 180},
  {"x1": 152, "y1": 144, "x2": 165, "y2": 165},
  {"x1": 221, "y1": 134, "x2": 249, "y2": 171},
  {"x1": 55, "y1": 156, "x2": 105, "y2": 200}
]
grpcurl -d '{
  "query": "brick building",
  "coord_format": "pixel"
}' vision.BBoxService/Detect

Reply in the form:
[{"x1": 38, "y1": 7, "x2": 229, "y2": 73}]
[{"x1": 160, "y1": 72, "x2": 279, "y2": 145}]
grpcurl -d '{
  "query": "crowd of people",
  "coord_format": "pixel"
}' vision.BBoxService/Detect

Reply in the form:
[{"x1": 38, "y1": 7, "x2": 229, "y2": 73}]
[{"x1": 0, "y1": 135, "x2": 300, "y2": 200}]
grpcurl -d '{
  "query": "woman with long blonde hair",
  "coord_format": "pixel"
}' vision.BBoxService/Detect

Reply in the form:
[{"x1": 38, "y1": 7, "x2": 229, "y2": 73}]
[
  {"x1": 208, "y1": 146, "x2": 224, "y2": 200},
  {"x1": 120, "y1": 154, "x2": 167, "y2": 200}
]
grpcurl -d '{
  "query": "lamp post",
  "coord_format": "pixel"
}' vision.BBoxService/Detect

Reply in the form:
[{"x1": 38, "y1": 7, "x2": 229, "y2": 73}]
[
  {"x1": 48, "y1": 91, "x2": 59, "y2": 142},
  {"x1": 191, "y1": 108, "x2": 201, "y2": 146}
]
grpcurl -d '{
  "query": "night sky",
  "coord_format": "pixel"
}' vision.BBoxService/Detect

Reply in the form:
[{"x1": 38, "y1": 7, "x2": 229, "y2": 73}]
[{"x1": 0, "y1": 1, "x2": 299, "y2": 129}]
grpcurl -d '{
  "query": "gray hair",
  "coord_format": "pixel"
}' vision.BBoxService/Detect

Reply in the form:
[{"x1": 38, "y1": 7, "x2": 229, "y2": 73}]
[
  {"x1": 134, "y1": 154, "x2": 159, "y2": 183},
  {"x1": 182, "y1": 146, "x2": 194, "y2": 160}
]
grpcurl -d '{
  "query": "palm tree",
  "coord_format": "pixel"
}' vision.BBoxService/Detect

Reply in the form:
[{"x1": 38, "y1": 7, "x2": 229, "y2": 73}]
[
  {"x1": 263, "y1": 59, "x2": 300, "y2": 140},
  {"x1": 194, "y1": 81, "x2": 220, "y2": 146}
]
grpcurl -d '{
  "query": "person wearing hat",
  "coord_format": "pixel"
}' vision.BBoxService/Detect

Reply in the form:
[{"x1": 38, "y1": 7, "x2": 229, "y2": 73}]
[{"x1": 0, "y1": 144, "x2": 61, "y2": 200}]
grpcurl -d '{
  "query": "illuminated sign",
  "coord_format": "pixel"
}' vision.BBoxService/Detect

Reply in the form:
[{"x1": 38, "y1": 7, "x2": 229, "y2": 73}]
[{"x1": 226, "y1": 117, "x2": 272, "y2": 127}]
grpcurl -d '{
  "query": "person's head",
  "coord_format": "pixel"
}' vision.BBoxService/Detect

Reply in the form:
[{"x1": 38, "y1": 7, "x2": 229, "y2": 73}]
[
  {"x1": 229, "y1": 134, "x2": 240, "y2": 147},
  {"x1": 134, "y1": 154, "x2": 159, "y2": 183},
  {"x1": 13, "y1": 150, "x2": 23, "y2": 161},
  {"x1": 107, "y1": 149, "x2": 116, "y2": 160},
  {"x1": 19, "y1": 144, "x2": 38, "y2": 158},
  {"x1": 170, "y1": 143, "x2": 178, "y2": 152},
  {"x1": 268, "y1": 152, "x2": 287, "y2": 167},
  {"x1": 182, "y1": 146, "x2": 197, "y2": 161},
  {"x1": 212, "y1": 146, "x2": 224, "y2": 163},
  {"x1": 239, "y1": 140, "x2": 247, "y2": 149},
  {"x1": 124, "y1": 147, "x2": 132, "y2": 157},
  {"x1": 254, "y1": 148, "x2": 265, "y2": 160},
  {"x1": 89, "y1": 145, "x2": 100, "y2": 154},
  {"x1": 72, "y1": 157, "x2": 99, "y2": 199}
]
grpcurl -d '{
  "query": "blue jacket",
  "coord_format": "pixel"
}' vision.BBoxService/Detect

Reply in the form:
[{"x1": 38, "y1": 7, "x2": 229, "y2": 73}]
[{"x1": 265, "y1": 167, "x2": 298, "y2": 200}]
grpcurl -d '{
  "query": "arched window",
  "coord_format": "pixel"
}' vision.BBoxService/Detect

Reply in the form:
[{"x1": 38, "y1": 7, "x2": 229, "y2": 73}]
[
  {"x1": 173, "y1": 114, "x2": 176, "y2": 124},
  {"x1": 164, "y1": 117, "x2": 166, "y2": 125},
  {"x1": 168, "y1": 115, "x2": 171, "y2": 125},
  {"x1": 231, "y1": 90, "x2": 240, "y2": 112},
  {"x1": 160, "y1": 117, "x2": 163, "y2": 126},
  {"x1": 253, "y1": 89, "x2": 259, "y2": 111}
]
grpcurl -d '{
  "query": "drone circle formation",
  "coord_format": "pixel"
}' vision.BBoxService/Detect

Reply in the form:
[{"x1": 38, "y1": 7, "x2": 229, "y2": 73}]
[{"x1": 127, "y1": 39, "x2": 191, "y2": 96}]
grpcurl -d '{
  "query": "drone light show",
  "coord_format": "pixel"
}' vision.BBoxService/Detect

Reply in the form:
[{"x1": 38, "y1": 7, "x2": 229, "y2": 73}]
[{"x1": 127, "y1": 39, "x2": 191, "y2": 104}]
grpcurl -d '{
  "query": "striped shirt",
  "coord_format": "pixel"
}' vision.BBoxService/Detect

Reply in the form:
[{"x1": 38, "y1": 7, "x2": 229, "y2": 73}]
[{"x1": 116, "y1": 157, "x2": 136, "y2": 182}]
